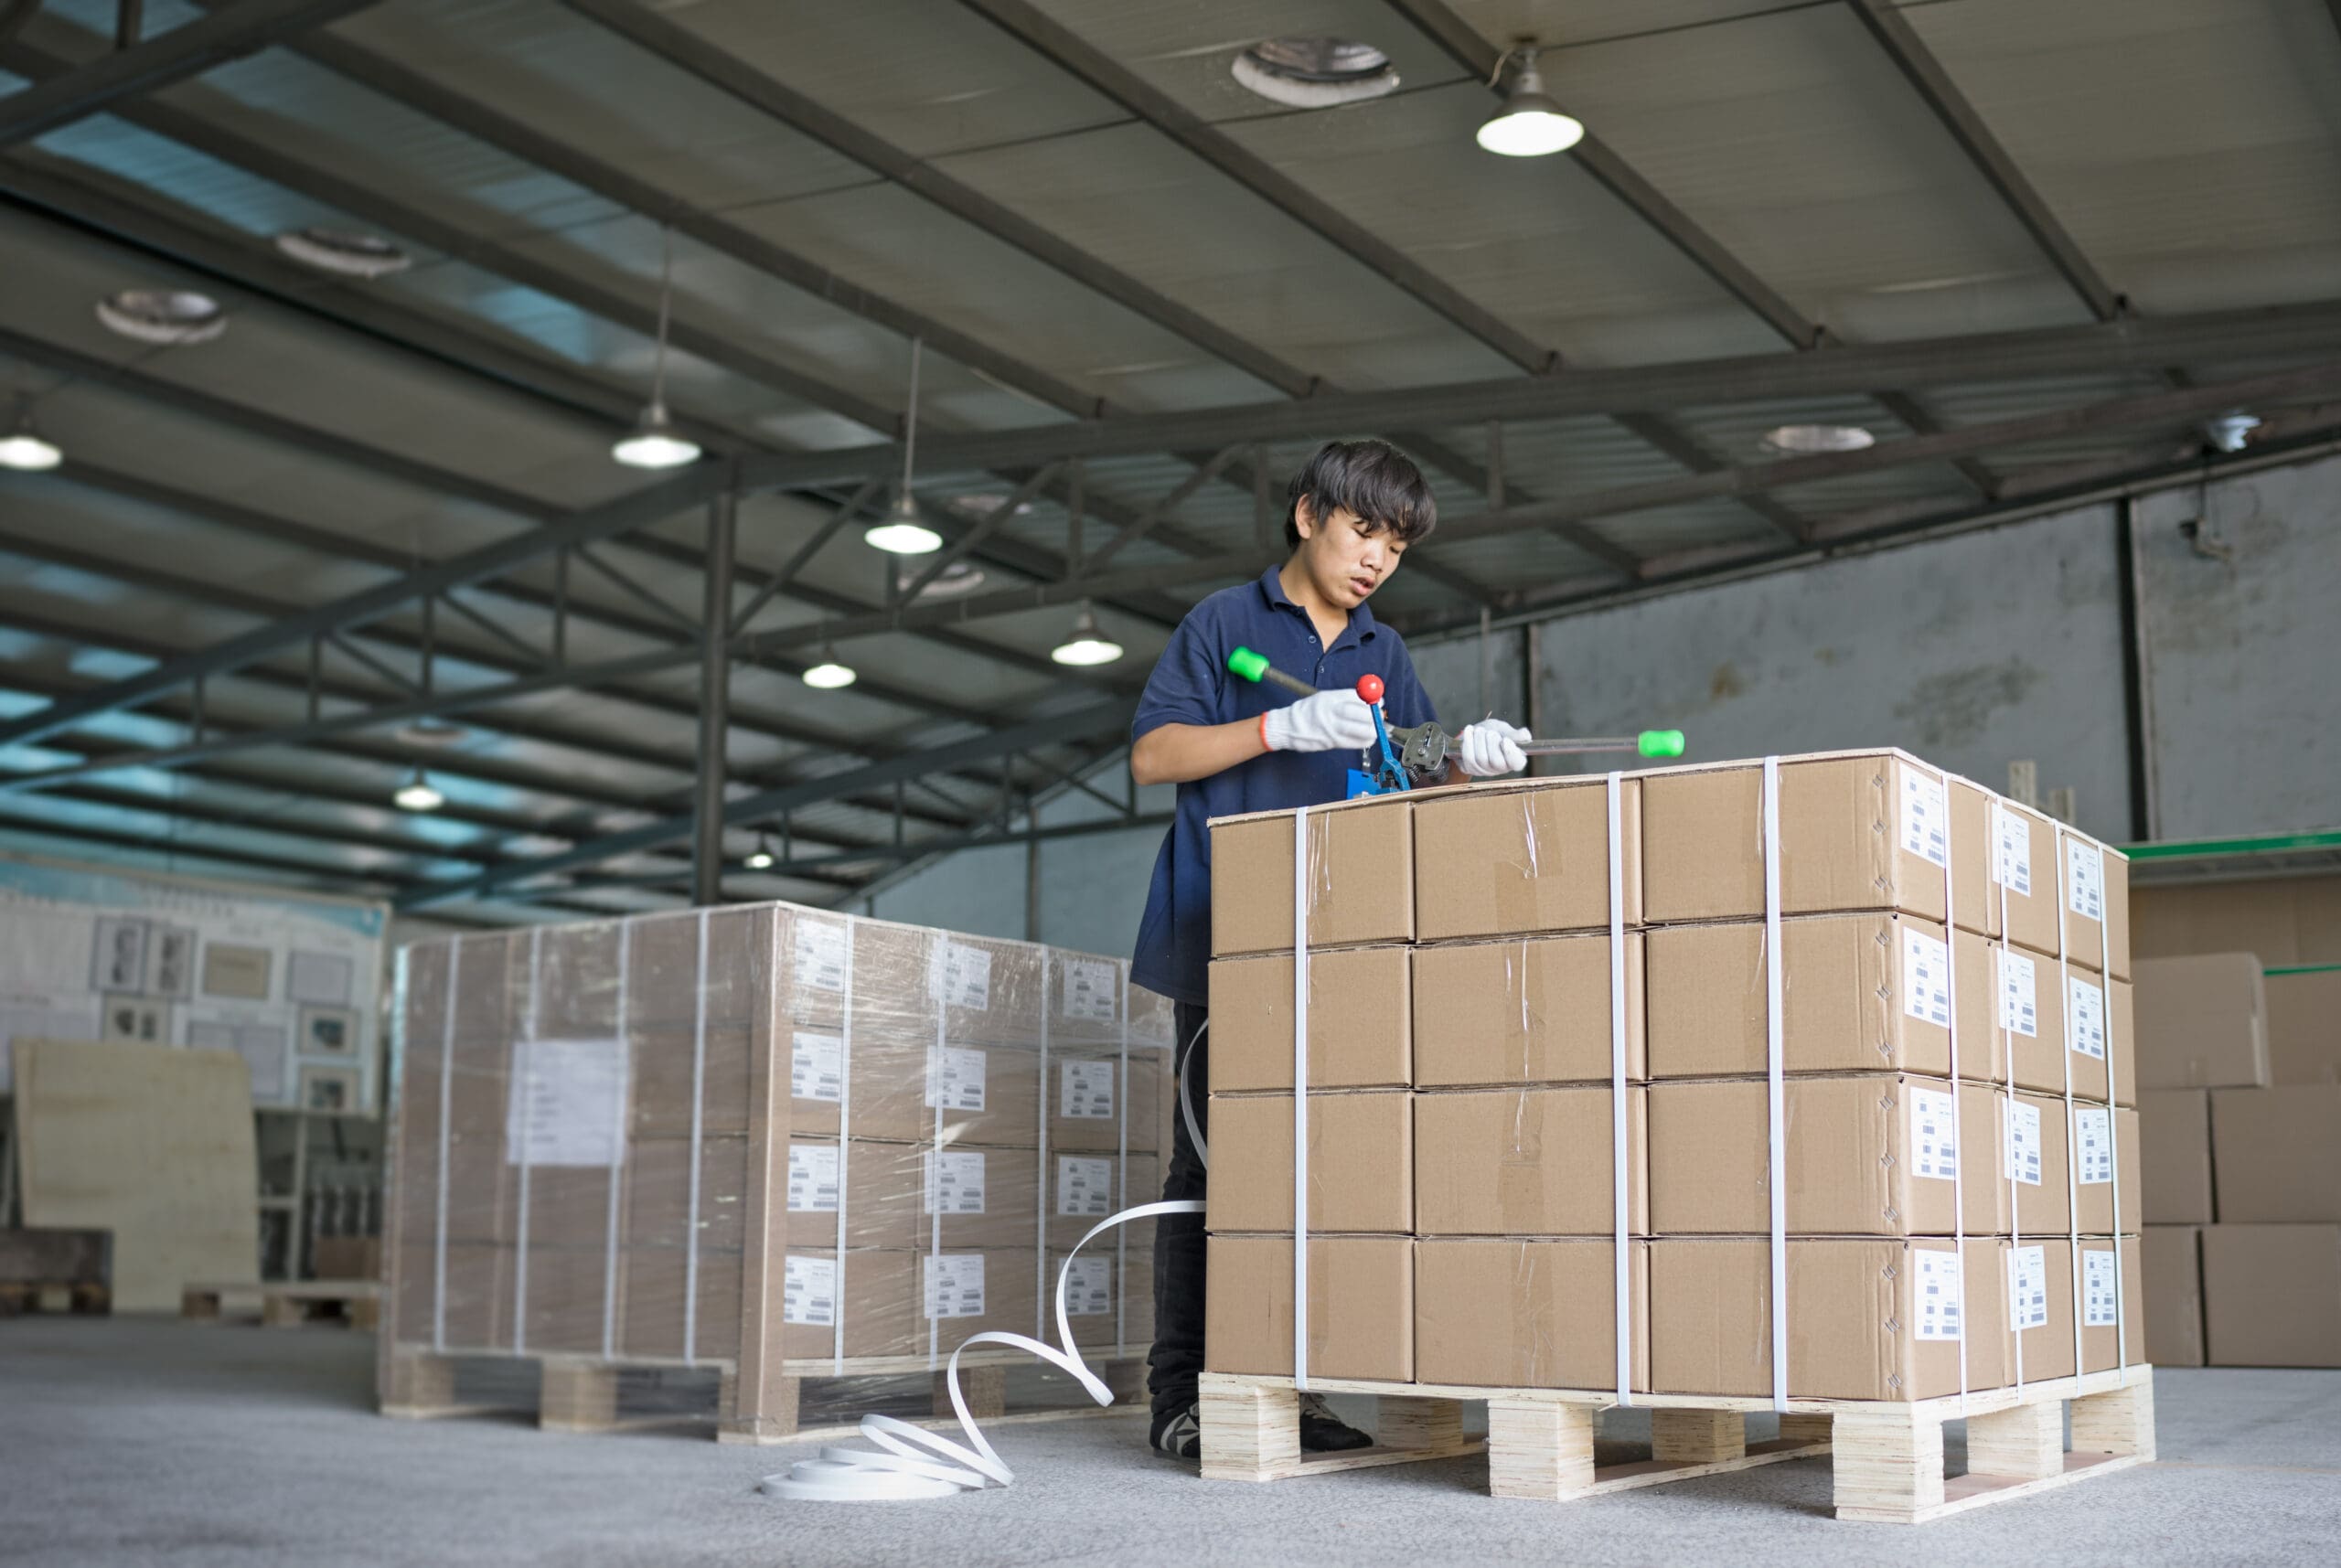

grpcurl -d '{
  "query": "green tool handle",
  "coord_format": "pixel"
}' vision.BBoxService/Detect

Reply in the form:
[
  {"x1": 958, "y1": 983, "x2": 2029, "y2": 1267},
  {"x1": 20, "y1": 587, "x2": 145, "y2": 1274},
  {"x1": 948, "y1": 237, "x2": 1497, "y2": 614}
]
[{"x1": 1226, "y1": 645, "x2": 1319, "y2": 699}]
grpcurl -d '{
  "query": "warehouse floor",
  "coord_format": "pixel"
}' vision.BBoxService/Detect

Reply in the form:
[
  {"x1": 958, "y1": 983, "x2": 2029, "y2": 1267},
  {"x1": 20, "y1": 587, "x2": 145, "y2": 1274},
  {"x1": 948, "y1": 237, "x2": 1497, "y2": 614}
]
[{"x1": 2, "y1": 1318, "x2": 2334, "y2": 1567}]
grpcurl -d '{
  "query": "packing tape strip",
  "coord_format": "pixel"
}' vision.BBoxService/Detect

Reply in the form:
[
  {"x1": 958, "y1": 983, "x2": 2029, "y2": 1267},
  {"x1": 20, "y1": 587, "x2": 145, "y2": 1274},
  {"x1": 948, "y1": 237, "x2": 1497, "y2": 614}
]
[
  {"x1": 1036, "y1": 948, "x2": 1051, "y2": 1346},
  {"x1": 2094, "y1": 837, "x2": 2126, "y2": 1373},
  {"x1": 685, "y1": 909, "x2": 710, "y2": 1365},
  {"x1": 1761, "y1": 756, "x2": 1786, "y2": 1414},
  {"x1": 1936, "y1": 766, "x2": 1969, "y2": 1418},
  {"x1": 432, "y1": 941, "x2": 461, "y2": 1354},
  {"x1": 1291, "y1": 805, "x2": 1310, "y2": 1393},
  {"x1": 1607, "y1": 770, "x2": 1630, "y2": 1407},
  {"x1": 761, "y1": 1199, "x2": 1207, "y2": 1500},
  {"x1": 514, "y1": 926, "x2": 542, "y2": 1355},
  {"x1": 834, "y1": 913, "x2": 856, "y2": 1374},
  {"x1": 1116, "y1": 958, "x2": 1130, "y2": 1359},
  {"x1": 601, "y1": 920, "x2": 633, "y2": 1360},
  {"x1": 1996, "y1": 802, "x2": 2025, "y2": 1393},
  {"x1": 2055, "y1": 825, "x2": 2083, "y2": 1375}
]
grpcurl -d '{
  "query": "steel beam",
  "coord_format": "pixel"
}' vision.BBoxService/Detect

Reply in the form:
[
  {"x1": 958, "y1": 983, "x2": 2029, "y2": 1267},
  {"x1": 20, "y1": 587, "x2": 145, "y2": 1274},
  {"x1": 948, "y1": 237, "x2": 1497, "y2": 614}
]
[
  {"x1": 691, "y1": 489, "x2": 734, "y2": 905},
  {"x1": 0, "y1": 0, "x2": 379, "y2": 144},
  {"x1": 725, "y1": 809, "x2": 1175, "y2": 877}
]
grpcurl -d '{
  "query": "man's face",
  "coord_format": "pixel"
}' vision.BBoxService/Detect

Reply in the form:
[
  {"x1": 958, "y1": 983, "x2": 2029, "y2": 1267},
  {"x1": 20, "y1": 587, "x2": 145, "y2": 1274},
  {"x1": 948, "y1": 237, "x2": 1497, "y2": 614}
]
[{"x1": 1295, "y1": 499, "x2": 1406, "y2": 609}]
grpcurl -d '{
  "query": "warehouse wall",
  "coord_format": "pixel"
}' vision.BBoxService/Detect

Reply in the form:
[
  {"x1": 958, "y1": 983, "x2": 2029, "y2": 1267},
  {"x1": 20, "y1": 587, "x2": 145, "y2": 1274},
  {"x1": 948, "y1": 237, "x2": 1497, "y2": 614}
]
[{"x1": 881, "y1": 448, "x2": 2341, "y2": 954}]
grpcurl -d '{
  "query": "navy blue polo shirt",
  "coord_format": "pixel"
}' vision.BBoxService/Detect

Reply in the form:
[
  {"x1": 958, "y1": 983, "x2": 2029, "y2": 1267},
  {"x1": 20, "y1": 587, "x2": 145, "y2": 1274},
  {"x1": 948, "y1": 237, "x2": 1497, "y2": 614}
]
[{"x1": 1129, "y1": 567, "x2": 1436, "y2": 1005}]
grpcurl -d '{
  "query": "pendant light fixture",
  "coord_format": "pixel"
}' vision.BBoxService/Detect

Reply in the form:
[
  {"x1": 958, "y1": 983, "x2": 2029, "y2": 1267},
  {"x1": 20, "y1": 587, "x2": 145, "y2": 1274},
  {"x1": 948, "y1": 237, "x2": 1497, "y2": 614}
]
[
  {"x1": 1477, "y1": 46, "x2": 1583, "y2": 157},
  {"x1": 612, "y1": 227, "x2": 701, "y2": 470},
  {"x1": 744, "y1": 833, "x2": 776, "y2": 870},
  {"x1": 0, "y1": 398, "x2": 62, "y2": 472},
  {"x1": 802, "y1": 643, "x2": 858, "y2": 688},
  {"x1": 1050, "y1": 602, "x2": 1123, "y2": 667},
  {"x1": 393, "y1": 767, "x2": 444, "y2": 812},
  {"x1": 865, "y1": 337, "x2": 943, "y2": 554}
]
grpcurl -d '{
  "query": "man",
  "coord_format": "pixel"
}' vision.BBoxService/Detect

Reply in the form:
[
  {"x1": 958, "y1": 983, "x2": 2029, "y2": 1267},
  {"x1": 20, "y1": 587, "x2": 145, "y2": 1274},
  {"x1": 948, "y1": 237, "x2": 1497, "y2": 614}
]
[{"x1": 1128, "y1": 440, "x2": 1530, "y2": 1458}]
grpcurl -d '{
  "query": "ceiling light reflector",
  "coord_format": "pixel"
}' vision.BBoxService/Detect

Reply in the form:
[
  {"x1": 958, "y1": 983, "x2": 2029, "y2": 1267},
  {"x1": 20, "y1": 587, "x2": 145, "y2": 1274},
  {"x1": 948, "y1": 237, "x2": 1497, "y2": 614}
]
[
  {"x1": 96, "y1": 289, "x2": 228, "y2": 346},
  {"x1": 1051, "y1": 603, "x2": 1123, "y2": 667},
  {"x1": 1761, "y1": 423, "x2": 1876, "y2": 454},
  {"x1": 1477, "y1": 52, "x2": 1583, "y2": 156}
]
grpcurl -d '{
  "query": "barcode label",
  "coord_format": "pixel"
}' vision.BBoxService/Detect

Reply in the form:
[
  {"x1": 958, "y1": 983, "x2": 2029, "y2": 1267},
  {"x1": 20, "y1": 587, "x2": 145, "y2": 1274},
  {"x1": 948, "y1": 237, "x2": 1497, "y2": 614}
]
[
  {"x1": 784, "y1": 1254, "x2": 837, "y2": 1327},
  {"x1": 2075, "y1": 1106, "x2": 2113, "y2": 1185},
  {"x1": 1915, "y1": 1249, "x2": 1963, "y2": 1341},
  {"x1": 1908, "y1": 1086, "x2": 1960, "y2": 1181},
  {"x1": 2010, "y1": 1244, "x2": 2048, "y2": 1331},
  {"x1": 1901, "y1": 765, "x2": 1950, "y2": 869},
  {"x1": 1064, "y1": 1256, "x2": 1112, "y2": 1317},
  {"x1": 1902, "y1": 927, "x2": 1951, "y2": 1029},
  {"x1": 2005, "y1": 1099, "x2": 2043, "y2": 1186},
  {"x1": 786, "y1": 1142, "x2": 839, "y2": 1213},
  {"x1": 1993, "y1": 804, "x2": 2033, "y2": 896},
  {"x1": 1997, "y1": 949, "x2": 2038, "y2": 1038},
  {"x1": 2083, "y1": 1249, "x2": 2119, "y2": 1328},
  {"x1": 1061, "y1": 1059, "x2": 1116, "y2": 1119},
  {"x1": 924, "y1": 1149, "x2": 987, "y2": 1215},
  {"x1": 930, "y1": 941, "x2": 992, "y2": 1010},
  {"x1": 924, "y1": 1253, "x2": 986, "y2": 1320},
  {"x1": 794, "y1": 920, "x2": 848, "y2": 993},
  {"x1": 1061, "y1": 957, "x2": 1119, "y2": 1024},
  {"x1": 2068, "y1": 841, "x2": 2104, "y2": 923},
  {"x1": 790, "y1": 1029, "x2": 844, "y2": 1103},
  {"x1": 925, "y1": 1045, "x2": 988, "y2": 1112},
  {"x1": 2068, "y1": 976, "x2": 2107, "y2": 1061},
  {"x1": 1056, "y1": 1155, "x2": 1115, "y2": 1217}
]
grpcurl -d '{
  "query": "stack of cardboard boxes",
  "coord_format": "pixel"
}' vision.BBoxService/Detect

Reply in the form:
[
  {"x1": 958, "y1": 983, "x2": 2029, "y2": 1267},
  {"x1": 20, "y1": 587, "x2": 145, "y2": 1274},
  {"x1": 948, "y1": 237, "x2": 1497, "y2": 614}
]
[
  {"x1": 385, "y1": 901, "x2": 1173, "y2": 1407},
  {"x1": 2139, "y1": 955, "x2": 2341, "y2": 1367},
  {"x1": 1203, "y1": 751, "x2": 2142, "y2": 1401}
]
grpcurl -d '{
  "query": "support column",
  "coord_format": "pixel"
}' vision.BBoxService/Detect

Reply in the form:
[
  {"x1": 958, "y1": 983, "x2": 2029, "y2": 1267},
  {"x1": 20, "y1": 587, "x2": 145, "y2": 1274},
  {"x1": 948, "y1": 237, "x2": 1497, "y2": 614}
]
[{"x1": 692, "y1": 489, "x2": 737, "y2": 907}]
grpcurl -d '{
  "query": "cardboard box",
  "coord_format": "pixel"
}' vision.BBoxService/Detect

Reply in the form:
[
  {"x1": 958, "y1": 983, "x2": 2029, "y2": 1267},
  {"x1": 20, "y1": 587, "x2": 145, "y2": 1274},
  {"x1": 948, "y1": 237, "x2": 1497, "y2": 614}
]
[
  {"x1": 2139, "y1": 1089, "x2": 2213, "y2": 1225},
  {"x1": 2053, "y1": 834, "x2": 2132, "y2": 982},
  {"x1": 1208, "y1": 946, "x2": 1410, "y2": 1091},
  {"x1": 2078, "y1": 1238, "x2": 2147, "y2": 1371},
  {"x1": 1053, "y1": 1247, "x2": 1155, "y2": 1349},
  {"x1": 1646, "y1": 914, "x2": 2005, "y2": 1083},
  {"x1": 2202, "y1": 1223, "x2": 2341, "y2": 1367},
  {"x1": 1648, "y1": 1076, "x2": 2053, "y2": 1237},
  {"x1": 1411, "y1": 776, "x2": 1643, "y2": 941},
  {"x1": 2209, "y1": 1085, "x2": 2341, "y2": 1223},
  {"x1": 2074, "y1": 1105, "x2": 2142, "y2": 1236},
  {"x1": 786, "y1": 1030, "x2": 1042, "y2": 1149},
  {"x1": 1046, "y1": 1048, "x2": 1160, "y2": 1154},
  {"x1": 1209, "y1": 798, "x2": 1413, "y2": 957},
  {"x1": 2000, "y1": 1238, "x2": 2079, "y2": 1382},
  {"x1": 770, "y1": 1248, "x2": 918, "y2": 1360},
  {"x1": 1205, "y1": 1093, "x2": 1412, "y2": 1233},
  {"x1": 2036, "y1": 970, "x2": 2134, "y2": 1105},
  {"x1": 2143, "y1": 1226, "x2": 2206, "y2": 1368},
  {"x1": 311, "y1": 1235, "x2": 381, "y2": 1281},
  {"x1": 1640, "y1": 753, "x2": 1990, "y2": 928},
  {"x1": 1203, "y1": 1235, "x2": 1413, "y2": 1381},
  {"x1": 1046, "y1": 1151, "x2": 1158, "y2": 1253},
  {"x1": 2134, "y1": 874, "x2": 2341, "y2": 969},
  {"x1": 2267, "y1": 968, "x2": 2341, "y2": 1084},
  {"x1": 1413, "y1": 1087, "x2": 1650, "y2": 1237},
  {"x1": 1413, "y1": 933, "x2": 1647, "y2": 1087},
  {"x1": 1650, "y1": 1238, "x2": 2009, "y2": 1399},
  {"x1": 1988, "y1": 798, "x2": 2060, "y2": 957},
  {"x1": 2133, "y1": 953, "x2": 2269, "y2": 1089},
  {"x1": 1415, "y1": 1239, "x2": 1651, "y2": 1390}
]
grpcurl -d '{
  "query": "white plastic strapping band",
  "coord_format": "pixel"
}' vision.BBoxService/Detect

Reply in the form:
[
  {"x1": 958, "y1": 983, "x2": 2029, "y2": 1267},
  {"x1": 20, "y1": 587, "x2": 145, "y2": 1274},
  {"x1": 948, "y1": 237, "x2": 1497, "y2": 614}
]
[
  {"x1": 1607, "y1": 770, "x2": 1630, "y2": 1407},
  {"x1": 833, "y1": 914, "x2": 856, "y2": 1373},
  {"x1": 513, "y1": 927, "x2": 542, "y2": 1354},
  {"x1": 1998, "y1": 811, "x2": 2025, "y2": 1393},
  {"x1": 1036, "y1": 947, "x2": 1051, "y2": 1345},
  {"x1": 1762, "y1": 756, "x2": 1787, "y2": 1413},
  {"x1": 1291, "y1": 806, "x2": 1310, "y2": 1393},
  {"x1": 2056, "y1": 827, "x2": 2084, "y2": 1373},
  {"x1": 601, "y1": 919, "x2": 633, "y2": 1360},
  {"x1": 432, "y1": 941, "x2": 460, "y2": 1354},
  {"x1": 2097, "y1": 837, "x2": 2127, "y2": 1373},
  {"x1": 1116, "y1": 959, "x2": 1130, "y2": 1358},
  {"x1": 684, "y1": 910, "x2": 710, "y2": 1364},
  {"x1": 1937, "y1": 768, "x2": 1969, "y2": 1418}
]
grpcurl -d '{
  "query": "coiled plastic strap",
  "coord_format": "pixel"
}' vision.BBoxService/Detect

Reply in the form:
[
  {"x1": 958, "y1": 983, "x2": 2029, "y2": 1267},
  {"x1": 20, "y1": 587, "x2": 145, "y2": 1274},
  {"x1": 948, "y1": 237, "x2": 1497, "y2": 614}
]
[{"x1": 760, "y1": 1200, "x2": 1205, "y2": 1500}]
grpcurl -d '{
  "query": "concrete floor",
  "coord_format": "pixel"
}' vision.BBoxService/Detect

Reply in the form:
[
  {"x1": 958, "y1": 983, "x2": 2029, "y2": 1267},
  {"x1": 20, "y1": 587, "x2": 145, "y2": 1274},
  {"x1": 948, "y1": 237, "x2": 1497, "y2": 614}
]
[{"x1": 2, "y1": 1317, "x2": 2336, "y2": 1567}]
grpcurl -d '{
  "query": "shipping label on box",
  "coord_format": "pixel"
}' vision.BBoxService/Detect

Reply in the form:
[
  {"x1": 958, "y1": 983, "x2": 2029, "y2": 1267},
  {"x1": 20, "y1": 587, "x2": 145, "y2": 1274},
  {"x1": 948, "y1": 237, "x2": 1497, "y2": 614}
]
[
  {"x1": 787, "y1": 1143, "x2": 839, "y2": 1213},
  {"x1": 929, "y1": 941, "x2": 993, "y2": 1011},
  {"x1": 1061, "y1": 1059, "x2": 1115, "y2": 1119},
  {"x1": 2075, "y1": 1106, "x2": 2113, "y2": 1186},
  {"x1": 925, "y1": 1045, "x2": 987, "y2": 1112},
  {"x1": 924, "y1": 1150, "x2": 988, "y2": 1216},
  {"x1": 1064, "y1": 1255, "x2": 1112, "y2": 1317},
  {"x1": 1999, "y1": 949, "x2": 2038, "y2": 1037},
  {"x1": 2011, "y1": 1244, "x2": 2049, "y2": 1330},
  {"x1": 2084, "y1": 1250, "x2": 2119, "y2": 1327},
  {"x1": 2006, "y1": 1098, "x2": 2044, "y2": 1185},
  {"x1": 1915, "y1": 1249, "x2": 1963, "y2": 1340},
  {"x1": 784, "y1": 1254, "x2": 837, "y2": 1328},
  {"x1": 2069, "y1": 841, "x2": 2105, "y2": 924},
  {"x1": 795, "y1": 921, "x2": 848, "y2": 993},
  {"x1": 924, "y1": 1253, "x2": 986, "y2": 1319},
  {"x1": 1908, "y1": 1085, "x2": 1960, "y2": 1180},
  {"x1": 1061, "y1": 958, "x2": 1119, "y2": 1024},
  {"x1": 1900, "y1": 763, "x2": 1950, "y2": 869},
  {"x1": 505, "y1": 1038, "x2": 627, "y2": 1168},
  {"x1": 791, "y1": 1029, "x2": 844, "y2": 1103},
  {"x1": 2069, "y1": 976, "x2": 2108, "y2": 1061},
  {"x1": 1902, "y1": 928, "x2": 1951, "y2": 1029},
  {"x1": 1994, "y1": 804, "x2": 2034, "y2": 898},
  {"x1": 1057, "y1": 1155, "x2": 1114, "y2": 1218}
]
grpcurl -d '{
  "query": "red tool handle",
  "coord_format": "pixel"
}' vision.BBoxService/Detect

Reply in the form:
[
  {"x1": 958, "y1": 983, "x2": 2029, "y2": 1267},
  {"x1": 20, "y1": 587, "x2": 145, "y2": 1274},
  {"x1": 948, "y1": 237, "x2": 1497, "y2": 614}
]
[{"x1": 1354, "y1": 674, "x2": 1384, "y2": 704}]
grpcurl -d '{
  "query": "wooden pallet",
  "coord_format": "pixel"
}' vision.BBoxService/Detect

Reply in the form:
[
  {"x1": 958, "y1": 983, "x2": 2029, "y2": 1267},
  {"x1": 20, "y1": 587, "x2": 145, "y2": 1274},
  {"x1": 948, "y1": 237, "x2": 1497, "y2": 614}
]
[
  {"x1": 182, "y1": 1280, "x2": 382, "y2": 1330},
  {"x1": 0, "y1": 1227, "x2": 112, "y2": 1317},
  {"x1": 379, "y1": 1344, "x2": 1149, "y2": 1444},
  {"x1": 0, "y1": 1280, "x2": 111, "y2": 1316},
  {"x1": 1198, "y1": 1365, "x2": 2154, "y2": 1524}
]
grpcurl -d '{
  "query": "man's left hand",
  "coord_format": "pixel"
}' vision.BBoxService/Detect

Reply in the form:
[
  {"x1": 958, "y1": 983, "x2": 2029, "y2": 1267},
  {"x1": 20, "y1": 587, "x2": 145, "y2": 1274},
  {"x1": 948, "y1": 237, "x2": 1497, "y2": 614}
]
[{"x1": 1454, "y1": 720, "x2": 1531, "y2": 777}]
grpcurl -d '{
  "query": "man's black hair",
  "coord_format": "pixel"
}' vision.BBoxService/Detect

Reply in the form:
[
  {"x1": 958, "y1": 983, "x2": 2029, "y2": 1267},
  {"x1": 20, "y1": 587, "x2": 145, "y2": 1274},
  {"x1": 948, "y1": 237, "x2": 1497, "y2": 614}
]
[{"x1": 1284, "y1": 439, "x2": 1437, "y2": 551}]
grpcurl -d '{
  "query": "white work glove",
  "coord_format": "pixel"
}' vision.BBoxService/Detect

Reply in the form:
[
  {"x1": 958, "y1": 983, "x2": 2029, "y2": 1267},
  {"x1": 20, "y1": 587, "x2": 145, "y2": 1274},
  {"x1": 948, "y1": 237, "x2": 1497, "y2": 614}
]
[
  {"x1": 1454, "y1": 720, "x2": 1532, "y2": 777},
  {"x1": 1261, "y1": 688, "x2": 1378, "y2": 753}
]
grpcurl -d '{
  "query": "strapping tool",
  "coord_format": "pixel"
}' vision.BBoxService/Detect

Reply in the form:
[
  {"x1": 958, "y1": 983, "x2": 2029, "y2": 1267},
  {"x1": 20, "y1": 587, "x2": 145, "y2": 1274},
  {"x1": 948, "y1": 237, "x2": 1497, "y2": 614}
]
[{"x1": 1227, "y1": 645, "x2": 1684, "y2": 797}]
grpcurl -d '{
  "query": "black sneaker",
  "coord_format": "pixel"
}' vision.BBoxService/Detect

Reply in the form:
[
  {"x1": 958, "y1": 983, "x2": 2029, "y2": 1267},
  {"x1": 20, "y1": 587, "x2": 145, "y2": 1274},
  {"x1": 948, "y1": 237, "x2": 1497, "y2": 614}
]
[
  {"x1": 1298, "y1": 1391, "x2": 1374, "y2": 1452},
  {"x1": 1150, "y1": 1403, "x2": 1201, "y2": 1459}
]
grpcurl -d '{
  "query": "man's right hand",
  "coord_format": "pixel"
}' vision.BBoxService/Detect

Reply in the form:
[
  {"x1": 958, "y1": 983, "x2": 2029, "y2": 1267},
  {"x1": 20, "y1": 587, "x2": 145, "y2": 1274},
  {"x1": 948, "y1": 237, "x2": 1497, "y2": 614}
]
[{"x1": 1261, "y1": 689, "x2": 1378, "y2": 754}]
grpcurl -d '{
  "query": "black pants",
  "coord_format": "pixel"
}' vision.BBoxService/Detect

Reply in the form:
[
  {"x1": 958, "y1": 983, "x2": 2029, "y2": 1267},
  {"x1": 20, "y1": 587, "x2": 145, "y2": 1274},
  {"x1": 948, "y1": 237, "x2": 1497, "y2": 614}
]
[{"x1": 1148, "y1": 1001, "x2": 1208, "y2": 1417}]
